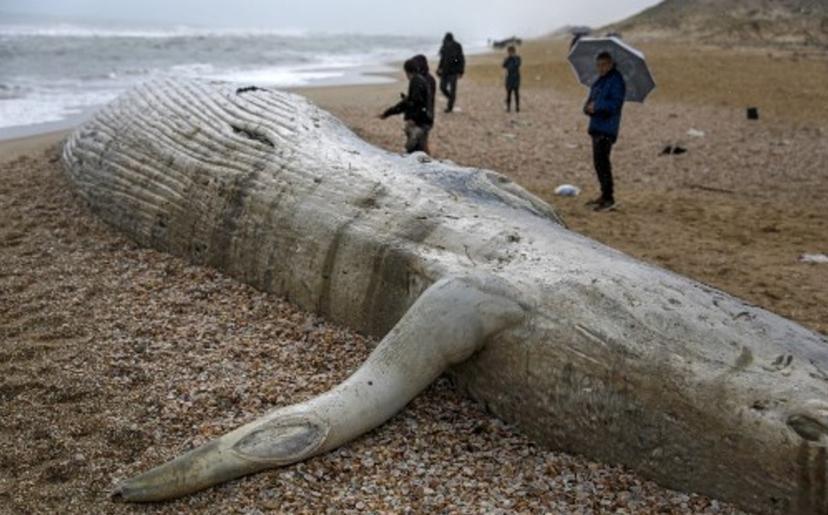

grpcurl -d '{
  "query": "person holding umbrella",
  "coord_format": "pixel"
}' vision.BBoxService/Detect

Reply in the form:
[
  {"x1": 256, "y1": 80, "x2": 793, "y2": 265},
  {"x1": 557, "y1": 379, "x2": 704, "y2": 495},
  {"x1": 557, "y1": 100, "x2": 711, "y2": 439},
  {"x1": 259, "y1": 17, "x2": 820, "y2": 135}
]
[
  {"x1": 584, "y1": 51, "x2": 625, "y2": 211},
  {"x1": 568, "y1": 36, "x2": 655, "y2": 212}
]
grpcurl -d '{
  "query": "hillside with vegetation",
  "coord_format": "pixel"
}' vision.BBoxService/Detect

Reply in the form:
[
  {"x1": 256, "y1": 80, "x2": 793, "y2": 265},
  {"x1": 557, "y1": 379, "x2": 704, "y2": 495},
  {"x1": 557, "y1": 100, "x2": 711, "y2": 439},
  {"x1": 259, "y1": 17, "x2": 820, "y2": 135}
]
[{"x1": 605, "y1": 0, "x2": 828, "y2": 47}]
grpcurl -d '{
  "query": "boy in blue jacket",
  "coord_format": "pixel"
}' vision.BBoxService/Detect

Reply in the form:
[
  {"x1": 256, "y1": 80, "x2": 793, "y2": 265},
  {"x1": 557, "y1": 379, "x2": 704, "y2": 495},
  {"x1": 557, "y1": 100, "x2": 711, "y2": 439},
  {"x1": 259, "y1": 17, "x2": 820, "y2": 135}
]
[{"x1": 584, "y1": 51, "x2": 626, "y2": 212}]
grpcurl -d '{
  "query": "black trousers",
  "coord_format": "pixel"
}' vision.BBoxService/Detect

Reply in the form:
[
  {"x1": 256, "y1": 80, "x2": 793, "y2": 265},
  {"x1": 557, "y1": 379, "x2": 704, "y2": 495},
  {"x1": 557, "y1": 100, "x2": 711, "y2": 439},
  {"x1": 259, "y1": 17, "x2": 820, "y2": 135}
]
[
  {"x1": 591, "y1": 134, "x2": 615, "y2": 202},
  {"x1": 439, "y1": 74, "x2": 459, "y2": 112},
  {"x1": 506, "y1": 87, "x2": 520, "y2": 111}
]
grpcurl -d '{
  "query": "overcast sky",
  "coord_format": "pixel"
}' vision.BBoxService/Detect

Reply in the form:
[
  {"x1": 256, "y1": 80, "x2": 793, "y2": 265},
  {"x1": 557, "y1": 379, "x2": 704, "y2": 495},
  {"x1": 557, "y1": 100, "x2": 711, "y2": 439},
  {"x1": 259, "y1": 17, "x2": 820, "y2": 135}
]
[{"x1": 1, "y1": 0, "x2": 661, "y2": 38}]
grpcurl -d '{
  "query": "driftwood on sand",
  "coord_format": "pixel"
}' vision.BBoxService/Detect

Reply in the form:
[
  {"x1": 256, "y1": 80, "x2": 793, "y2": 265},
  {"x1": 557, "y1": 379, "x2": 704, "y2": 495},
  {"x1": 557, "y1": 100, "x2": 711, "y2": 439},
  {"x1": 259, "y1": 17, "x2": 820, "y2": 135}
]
[{"x1": 62, "y1": 78, "x2": 828, "y2": 514}]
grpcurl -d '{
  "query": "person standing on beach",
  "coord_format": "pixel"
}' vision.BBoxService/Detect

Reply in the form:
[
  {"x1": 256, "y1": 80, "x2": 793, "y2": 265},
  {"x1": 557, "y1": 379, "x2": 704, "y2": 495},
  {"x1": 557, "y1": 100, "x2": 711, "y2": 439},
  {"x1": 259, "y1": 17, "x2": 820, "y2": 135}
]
[
  {"x1": 412, "y1": 54, "x2": 436, "y2": 154},
  {"x1": 583, "y1": 51, "x2": 626, "y2": 212},
  {"x1": 502, "y1": 45, "x2": 521, "y2": 112},
  {"x1": 379, "y1": 58, "x2": 433, "y2": 154},
  {"x1": 437, "y1": 33, "x2": 465, "y2": 113}
]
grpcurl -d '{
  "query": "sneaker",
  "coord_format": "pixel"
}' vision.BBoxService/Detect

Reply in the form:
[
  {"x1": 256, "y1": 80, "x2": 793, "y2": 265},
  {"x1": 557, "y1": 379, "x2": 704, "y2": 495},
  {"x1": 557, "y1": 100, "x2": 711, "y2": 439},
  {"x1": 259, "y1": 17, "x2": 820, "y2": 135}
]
[
  {"x1": 584, "y1": 197, "x2": 602, "y2": 207},
  {"x1": 593, "y1": 199, "x2": 616, "y2": 212}
]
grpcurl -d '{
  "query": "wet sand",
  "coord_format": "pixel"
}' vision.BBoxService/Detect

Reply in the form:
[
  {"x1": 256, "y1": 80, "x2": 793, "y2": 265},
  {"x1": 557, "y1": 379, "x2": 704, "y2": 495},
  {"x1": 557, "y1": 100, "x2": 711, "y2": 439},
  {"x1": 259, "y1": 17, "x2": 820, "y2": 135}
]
[{"x1": 1, "y1": 39, "x2": 826, "y2": 514}]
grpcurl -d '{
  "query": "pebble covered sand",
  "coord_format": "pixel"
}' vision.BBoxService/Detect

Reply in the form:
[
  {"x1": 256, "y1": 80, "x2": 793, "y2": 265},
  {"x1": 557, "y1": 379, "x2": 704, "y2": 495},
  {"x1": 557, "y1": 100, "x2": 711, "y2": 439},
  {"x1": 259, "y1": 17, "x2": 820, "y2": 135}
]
[{"x1": 2, "y1": 54, "x2": 827, "y2": 513}]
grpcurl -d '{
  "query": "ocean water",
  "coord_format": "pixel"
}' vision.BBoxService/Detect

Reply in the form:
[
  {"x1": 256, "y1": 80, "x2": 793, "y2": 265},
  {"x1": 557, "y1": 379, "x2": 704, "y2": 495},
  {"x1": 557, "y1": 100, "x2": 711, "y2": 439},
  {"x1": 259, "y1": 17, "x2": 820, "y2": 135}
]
[{"x1": 0, "y1": 15, "x2": 453, "y2": 137}]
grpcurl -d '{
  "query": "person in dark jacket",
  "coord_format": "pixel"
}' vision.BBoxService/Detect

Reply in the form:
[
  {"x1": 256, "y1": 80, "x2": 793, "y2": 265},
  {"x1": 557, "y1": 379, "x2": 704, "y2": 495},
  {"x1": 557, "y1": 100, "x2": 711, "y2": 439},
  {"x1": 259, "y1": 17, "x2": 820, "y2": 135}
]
[
  {"x1": 583, "y1": 51, "x2": 626, "y2": 212},
  {"x1": 379, "y1": 58, "x2": 433, "y2": 154},
  {"x1": 502, "y1": 45, "x2": 521, "y2": 112},
  {"x1": 437, "y1": 32, "x2": 465, "y2": 113},
  {"x1": 412, "y1": 54, "x2": 436, "y2": 153}
]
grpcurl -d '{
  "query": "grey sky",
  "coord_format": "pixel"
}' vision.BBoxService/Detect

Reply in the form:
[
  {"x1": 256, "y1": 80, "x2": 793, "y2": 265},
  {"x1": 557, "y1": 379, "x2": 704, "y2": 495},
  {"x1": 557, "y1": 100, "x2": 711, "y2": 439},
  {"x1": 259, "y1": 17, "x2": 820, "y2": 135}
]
[{"x1": 1, "y1": 0, "x2": 661, "y2": 39}]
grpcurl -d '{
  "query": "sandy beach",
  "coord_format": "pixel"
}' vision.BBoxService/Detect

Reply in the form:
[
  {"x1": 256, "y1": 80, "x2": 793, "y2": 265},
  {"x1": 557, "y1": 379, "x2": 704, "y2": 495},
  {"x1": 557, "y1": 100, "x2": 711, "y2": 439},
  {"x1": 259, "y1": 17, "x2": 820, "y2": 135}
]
[{"x1": 1, "y1": 38, "x2": 826, "y2": 514}]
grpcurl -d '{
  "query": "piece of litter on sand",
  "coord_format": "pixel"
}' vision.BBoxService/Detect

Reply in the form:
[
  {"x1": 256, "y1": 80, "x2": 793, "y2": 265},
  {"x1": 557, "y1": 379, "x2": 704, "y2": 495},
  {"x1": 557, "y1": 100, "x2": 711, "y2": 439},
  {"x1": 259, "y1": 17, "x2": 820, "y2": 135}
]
[
  {"x1": 661, "y1": 145, "x2": 687, "y2": 155},
  {"x1": 554, "y1": 184, "x2": 581, "y2": 197},
  {"x1": 799, "y1": 253, "x2": 828, "y2": 264},
  {"x1": 502, "y1": 133, "x2": 516, "y2": 139},
  {"x1": 565, "y1": 143, "x2": 578, "y2": 149},
  {"x1": 687, "y1": 128, "x2": 705, "y2": 138}
]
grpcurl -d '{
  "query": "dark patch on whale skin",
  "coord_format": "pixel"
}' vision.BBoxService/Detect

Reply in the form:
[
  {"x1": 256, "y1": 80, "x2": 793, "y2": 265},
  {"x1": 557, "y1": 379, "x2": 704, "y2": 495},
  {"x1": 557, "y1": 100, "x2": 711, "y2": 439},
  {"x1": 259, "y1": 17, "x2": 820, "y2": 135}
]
[{"x1": 230, "y1": 125, "x2": 274, "y2": 148}]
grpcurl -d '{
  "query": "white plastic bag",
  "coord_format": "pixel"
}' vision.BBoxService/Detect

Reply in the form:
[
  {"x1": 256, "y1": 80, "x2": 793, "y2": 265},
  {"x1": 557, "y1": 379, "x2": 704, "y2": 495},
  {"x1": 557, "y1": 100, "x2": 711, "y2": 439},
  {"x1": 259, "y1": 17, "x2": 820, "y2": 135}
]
[{"x1": 554, "y1": 184, "x2": 581, "y2": 197}]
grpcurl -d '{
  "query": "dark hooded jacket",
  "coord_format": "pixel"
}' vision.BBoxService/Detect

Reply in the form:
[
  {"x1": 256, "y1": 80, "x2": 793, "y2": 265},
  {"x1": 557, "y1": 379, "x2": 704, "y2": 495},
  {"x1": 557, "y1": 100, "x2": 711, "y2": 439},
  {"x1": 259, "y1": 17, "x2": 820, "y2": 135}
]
[
  {"x1": 585, "y1": 67, "x2": 626, "y2": 141},
  {"x1": 438, "y1": 35, "x2": 465, "y2": 76},
  {"x1": 503, "y1": 55, "x2": 521, "y2": 89},
  {"x1": 381, "y1": 73, "x2": 433, "y2": 128},
  {"x1": 412, "y1": 55, "x2": 436, "y2": 126}
]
